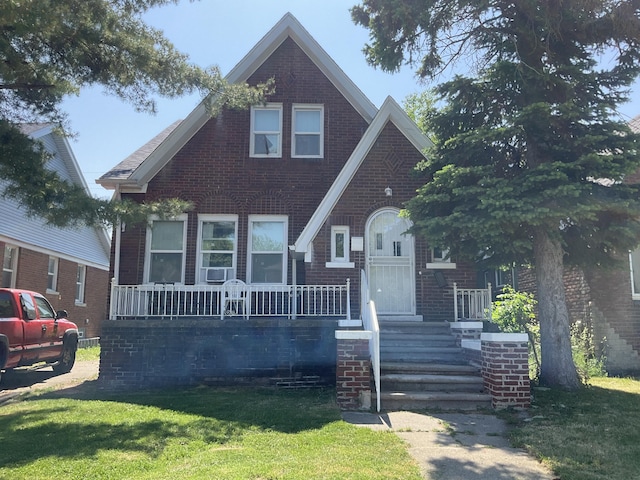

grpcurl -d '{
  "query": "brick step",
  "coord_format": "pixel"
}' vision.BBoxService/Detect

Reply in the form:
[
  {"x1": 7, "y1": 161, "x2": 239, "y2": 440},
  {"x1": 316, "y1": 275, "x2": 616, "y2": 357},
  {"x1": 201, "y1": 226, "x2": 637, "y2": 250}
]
[
  {"x1": 381, "y1": 373, "x2": 484, "y2": 392},
  {"x1": 380, "y1": 391, "x2": 492, "y2": 411}
]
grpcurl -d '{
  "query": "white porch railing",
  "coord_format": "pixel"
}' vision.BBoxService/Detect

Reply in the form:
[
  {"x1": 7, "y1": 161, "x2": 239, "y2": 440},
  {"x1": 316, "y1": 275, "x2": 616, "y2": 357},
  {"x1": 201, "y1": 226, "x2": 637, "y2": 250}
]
[
  {"x1": 109, "y1": 281, "x2": 351, "y2": 320},
  {"x1": 453, "y1": 282, "x2": 492, "y2": 321},
  {"x1": 360, "y1": 269, "x2": 381, "y2": 412}
]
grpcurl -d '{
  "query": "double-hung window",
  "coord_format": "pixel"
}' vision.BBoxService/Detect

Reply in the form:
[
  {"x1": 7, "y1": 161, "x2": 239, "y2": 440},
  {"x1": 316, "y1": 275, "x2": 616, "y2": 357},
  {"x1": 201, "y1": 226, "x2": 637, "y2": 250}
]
[
  {"x1": 2, "y1": 245, "x2": 18, "y2": 288},
  {"x1": 47, "y1": 256, "x2": 59, "y2": 292},
  {"x1": 630, "y1": 249, "x2": 640, "y2": 299},
  {"x1": 146, "y1": 215, "x2": 187, "y2": 284},
  {"x1": 248, "y1": 216, "x2": 288, "y2": 284},
  {"x1": 76, "y1": 264, "x2": 86, "y2": 304},
  {"x1": 197, "y1": 215, "x2": 237, "y2": 283},
  {"x1": 292, "y1": 104, "x2": 323, "y2": 158},
  {"x1": 251, "y1": 104, "x2": 282, "y2": 157}
]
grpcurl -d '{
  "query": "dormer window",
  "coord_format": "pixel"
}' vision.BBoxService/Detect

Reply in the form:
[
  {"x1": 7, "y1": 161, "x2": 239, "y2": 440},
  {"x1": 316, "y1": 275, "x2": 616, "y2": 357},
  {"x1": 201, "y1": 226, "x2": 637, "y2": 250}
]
[
  {"x1": 250, "y1": 104, "x2": 282, "y2": 157},
  {"x1": 292, "y1": 104, "x2": 323, "y2": 158}
]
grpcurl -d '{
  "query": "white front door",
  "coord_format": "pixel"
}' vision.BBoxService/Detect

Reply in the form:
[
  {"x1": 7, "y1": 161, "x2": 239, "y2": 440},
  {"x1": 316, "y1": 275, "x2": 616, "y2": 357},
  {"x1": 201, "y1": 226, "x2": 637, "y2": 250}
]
[{"x1": 366, "y1": 209, "x2": 415, "y2": 315}]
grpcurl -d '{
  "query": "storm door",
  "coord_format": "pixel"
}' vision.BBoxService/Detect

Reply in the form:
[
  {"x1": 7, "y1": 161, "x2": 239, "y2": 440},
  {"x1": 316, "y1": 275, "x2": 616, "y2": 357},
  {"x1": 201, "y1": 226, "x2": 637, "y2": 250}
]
[{"x1": 366, "y1": 209, "x2": 415, "y2": 315}]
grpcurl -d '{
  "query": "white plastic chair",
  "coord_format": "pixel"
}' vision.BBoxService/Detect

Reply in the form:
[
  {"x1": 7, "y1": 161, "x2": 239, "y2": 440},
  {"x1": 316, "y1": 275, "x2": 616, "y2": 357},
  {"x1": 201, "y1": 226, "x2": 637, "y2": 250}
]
[{"x1": 221, "y1": 279, "x2": 249, "y2": 319}]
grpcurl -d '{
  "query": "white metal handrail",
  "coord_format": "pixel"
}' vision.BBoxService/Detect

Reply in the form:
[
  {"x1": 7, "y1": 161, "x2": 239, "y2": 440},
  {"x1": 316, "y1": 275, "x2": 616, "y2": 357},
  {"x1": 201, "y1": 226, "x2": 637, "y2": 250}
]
[
  {"x1": 453, "y1": 282, "x2": 492, "y2": 321},
  {"x1": 360, "y1": 269, "x2": 380, "y2": 412},
  {"x1": 109, "y1": 281, "x2": 350, "y2": 320}
]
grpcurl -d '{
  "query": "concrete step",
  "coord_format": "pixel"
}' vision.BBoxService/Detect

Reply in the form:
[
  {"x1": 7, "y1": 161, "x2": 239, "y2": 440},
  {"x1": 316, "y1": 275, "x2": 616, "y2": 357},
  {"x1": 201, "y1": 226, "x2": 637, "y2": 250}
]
[
  {"x1": 381, "y1": 373, "x2": 484, "y2": 392},
  {"x1": 380, "y1": 391, "x2": 492, "y2": 411},
  {"x1": 380, "y1": 335, "x2": 457, "y2": 348},
  {"x1": 381, "y1": 361, "x2": 480, "y2": 375},
  {"x1": 379, "y1": 321, "x2": 451, "y2": 335}
]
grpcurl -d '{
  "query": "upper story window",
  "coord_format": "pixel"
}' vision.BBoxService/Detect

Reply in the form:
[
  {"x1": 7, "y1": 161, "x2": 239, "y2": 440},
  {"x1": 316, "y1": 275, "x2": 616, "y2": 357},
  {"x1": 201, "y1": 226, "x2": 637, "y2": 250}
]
[
  {"x1": 197, "y1": 215, "x2": 238, "y2": 283},
  {"x1": 250, "y1": 104, "x2": 282, "y2": 157},
  {"x1": 292, "y1": 104, "x2": 323, "y2": 158},
  {"x1": 2, "y1": 245, "x2": 18, "y2": 288},
  {"x1": 145, "y1": 215, "x2": 187, "y2": 284},
  {"x1": 248, "y1": 215, "x2": 288, "y2": 284},
  {"x1": 47, "y1": 256, "x2": 59, "y2": 292}
]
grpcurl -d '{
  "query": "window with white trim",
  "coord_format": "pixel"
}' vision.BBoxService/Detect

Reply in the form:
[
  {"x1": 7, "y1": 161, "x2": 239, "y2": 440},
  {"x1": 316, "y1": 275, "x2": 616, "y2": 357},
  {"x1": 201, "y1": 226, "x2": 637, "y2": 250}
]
[
  {"x1": 250, "y1": 104, "x2": 282, "y2": 157},
  {"x1": 197, "y1": 215, "x2": 238, "y2": 283},
  {"x1": 47, "y1": 256, "x2": 59, "y2": 292},
  {"x1": 248, "y1": 216, "x2": 287, "y2": 284},
  {"x1": 292, "y1": 104, "x2": 323, "y2": 158},
  {"x1": 145, "y1": 216, "x2": 187, "y2": 284},
  {"x1": 76, "y1": 264, "x2": 86, "y2": 304},
  {"x1": 2, "y1": 245, "x2": 18, "y2": 288},
  {"x1": 426, "y1": 246, "x2": 456, "y2": 269},
  {"x1": 630, "y1": 249, "x2": 640, "y2": 299}
]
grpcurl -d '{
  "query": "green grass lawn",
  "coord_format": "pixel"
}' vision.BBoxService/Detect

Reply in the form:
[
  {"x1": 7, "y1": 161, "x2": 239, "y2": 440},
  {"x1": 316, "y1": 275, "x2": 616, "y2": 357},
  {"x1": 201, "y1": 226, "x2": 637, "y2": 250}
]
[
  {"x1": 507, "y1": 377, "x2": 640, "y2": 480},
  {"x1": 0, "y1": 387, "x2": 422, "y2": 480}
]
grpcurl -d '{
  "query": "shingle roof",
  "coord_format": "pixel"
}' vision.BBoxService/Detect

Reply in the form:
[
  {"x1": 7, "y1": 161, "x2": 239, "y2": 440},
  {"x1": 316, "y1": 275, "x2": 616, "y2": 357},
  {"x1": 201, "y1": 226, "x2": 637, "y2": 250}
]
[{"x1": 98, "y1": 120, "x2": 182, "y2": 183}]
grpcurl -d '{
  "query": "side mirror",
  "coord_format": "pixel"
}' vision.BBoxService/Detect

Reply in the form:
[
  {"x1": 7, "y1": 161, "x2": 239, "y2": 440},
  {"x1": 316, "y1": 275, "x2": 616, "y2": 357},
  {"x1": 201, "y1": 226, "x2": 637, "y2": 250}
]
[{"x1": 55, "y1": 310, "x2": 68, "y2": 320}]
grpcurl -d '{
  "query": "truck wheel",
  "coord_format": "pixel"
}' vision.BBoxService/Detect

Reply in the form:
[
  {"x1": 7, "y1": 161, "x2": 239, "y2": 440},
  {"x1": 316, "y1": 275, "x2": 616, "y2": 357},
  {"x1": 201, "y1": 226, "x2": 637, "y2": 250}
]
[{"x1": 53, "y1": 338, "x2": 77, "y2": 374}]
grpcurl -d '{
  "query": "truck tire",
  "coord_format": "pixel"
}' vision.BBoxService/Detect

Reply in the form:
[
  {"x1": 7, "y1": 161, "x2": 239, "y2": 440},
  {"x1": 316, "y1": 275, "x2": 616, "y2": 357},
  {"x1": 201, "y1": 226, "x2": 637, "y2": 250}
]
[{"x1": 53, "y1": 337, "x2": 77, "y2": 374}]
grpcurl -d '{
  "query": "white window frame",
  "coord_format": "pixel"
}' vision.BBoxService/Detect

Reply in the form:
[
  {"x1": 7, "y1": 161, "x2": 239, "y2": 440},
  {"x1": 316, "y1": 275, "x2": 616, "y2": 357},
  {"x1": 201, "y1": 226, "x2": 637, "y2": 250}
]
[
  {"x1": 47, "y1": 256, "x2": 59, "y2": 293},
  {"x1": 250, "y1": 103, "x2": 282, "y2": 158},
  {"x1": 247, "y1": 215, "x2": 288, "y2": 285},
  {"x1": 426, "y1": 247, "x2": 456, "y2": 269},
  {"x1": 292, "y1": 104, "x2": 324, "y2": 158},
  {"x1": 75, "y1": 264, "x2": 86, "y2": 305},
  {"x1": 144, "y1": 215, "x2": 188, "y2": 284},
  {"x1": 630, "y1": 250, "x2": 640, "y2": 300},
  {"x1": 327, "y1": 226, "x2": 355, "y2": 268},
  {"x1": 196, "y1": 214, "x2": 238, "y2": 284},
  {"x1": 2, "y1": 245, "x2": 18, "y2": 288}
]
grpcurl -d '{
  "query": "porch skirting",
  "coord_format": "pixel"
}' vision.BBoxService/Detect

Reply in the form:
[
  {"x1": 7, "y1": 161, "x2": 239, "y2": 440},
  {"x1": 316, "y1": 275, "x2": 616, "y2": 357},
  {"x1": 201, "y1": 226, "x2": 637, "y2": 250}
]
[{"x1": 99, "y1": 318, "x2": 338, "y2": 389}]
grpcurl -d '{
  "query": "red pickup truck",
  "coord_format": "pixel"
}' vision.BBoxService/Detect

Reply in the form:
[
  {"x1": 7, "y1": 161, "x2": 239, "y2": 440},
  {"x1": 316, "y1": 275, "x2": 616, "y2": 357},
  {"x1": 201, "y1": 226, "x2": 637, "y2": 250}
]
[{"x1": 0, "y1": 288, "x2": 79, "y2": 383}]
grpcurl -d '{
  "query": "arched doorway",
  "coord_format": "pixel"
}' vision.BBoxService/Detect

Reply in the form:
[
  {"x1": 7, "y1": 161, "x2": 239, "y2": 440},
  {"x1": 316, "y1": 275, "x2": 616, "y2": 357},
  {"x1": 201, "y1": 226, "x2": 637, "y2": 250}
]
[{"x1": 365, "y1": 208, "x2": 415, "y2": 315}]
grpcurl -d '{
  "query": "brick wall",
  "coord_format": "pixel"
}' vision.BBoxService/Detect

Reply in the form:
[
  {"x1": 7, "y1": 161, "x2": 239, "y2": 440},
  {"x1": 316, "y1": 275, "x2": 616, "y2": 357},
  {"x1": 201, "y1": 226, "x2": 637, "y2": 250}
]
[
  {"x1": 99, "y1": 318, "x2": 337, "y2": 389},
  {"x1": 481, "y1": 333, "x2": 531, "y2": 409},
  {"x1": 335, "y1": 334, "x2": 371, "y2": 410},
  {"x1": 0, "y1": 242, "x2": 109, "y2": 338}
]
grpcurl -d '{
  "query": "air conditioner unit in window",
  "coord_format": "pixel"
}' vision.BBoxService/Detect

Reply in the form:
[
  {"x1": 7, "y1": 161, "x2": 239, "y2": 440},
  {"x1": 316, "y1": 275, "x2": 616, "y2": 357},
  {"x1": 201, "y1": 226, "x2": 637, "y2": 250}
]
[{"x1": 206, "y1": 268, "x2": 227, "y2": 283}]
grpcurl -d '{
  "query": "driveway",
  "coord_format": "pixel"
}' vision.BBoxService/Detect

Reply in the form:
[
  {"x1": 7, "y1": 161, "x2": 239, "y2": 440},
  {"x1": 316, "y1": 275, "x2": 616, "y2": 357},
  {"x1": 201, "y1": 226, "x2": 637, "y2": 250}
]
[{"x1": 0, "y1": 359, "x2": 99, "y2": 404}]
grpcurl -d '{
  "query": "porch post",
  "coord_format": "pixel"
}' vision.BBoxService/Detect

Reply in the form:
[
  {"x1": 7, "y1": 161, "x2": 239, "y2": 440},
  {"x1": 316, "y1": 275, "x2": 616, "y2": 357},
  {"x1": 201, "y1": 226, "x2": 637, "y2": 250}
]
[
  {"x1": 291, "y1": 258, "x2": 297, "y2": 320},
  {"x1": 453, "y1": 282, "x2": 458, "y2": 321}
]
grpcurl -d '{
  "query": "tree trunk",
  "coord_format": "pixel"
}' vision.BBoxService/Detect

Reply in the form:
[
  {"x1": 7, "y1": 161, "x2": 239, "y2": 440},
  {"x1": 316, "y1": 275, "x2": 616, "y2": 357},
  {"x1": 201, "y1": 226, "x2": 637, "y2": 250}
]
[{"x1": 533, "y1": 228, "x2": 581, "y2": 388}]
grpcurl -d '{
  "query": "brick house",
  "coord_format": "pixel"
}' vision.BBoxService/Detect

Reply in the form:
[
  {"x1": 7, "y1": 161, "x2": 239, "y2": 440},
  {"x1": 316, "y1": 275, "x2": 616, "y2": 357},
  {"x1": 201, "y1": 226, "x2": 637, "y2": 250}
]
[
  {"x1": 1, "y1": 124, "x2": 111, "y2": 339},
  {"x1": 96, "y1": 14, "x2": 485, "y2": 387}
]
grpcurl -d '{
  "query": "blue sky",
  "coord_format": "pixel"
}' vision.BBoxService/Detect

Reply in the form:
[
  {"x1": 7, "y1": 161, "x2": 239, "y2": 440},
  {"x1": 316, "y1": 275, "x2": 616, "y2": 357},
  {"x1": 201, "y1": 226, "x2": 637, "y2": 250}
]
[{"x1": 62, "y1": 1, "x2": 640, "y2": 199}]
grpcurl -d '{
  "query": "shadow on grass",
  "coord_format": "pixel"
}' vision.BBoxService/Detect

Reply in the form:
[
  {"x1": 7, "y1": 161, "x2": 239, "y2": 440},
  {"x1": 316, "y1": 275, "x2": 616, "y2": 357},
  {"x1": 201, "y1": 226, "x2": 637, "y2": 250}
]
[{"x1": 29, "y1": 379, "x2": 341, "y2": 434}]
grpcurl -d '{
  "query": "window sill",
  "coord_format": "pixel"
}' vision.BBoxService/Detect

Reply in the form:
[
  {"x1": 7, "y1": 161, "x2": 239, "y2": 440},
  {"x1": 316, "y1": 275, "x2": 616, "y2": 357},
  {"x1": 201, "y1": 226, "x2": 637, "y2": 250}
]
[
  {"x1": 75, "y1": 302, "x2": 86, "y2": 307},
  {"x1": 46, "y1": 289, "x2": 59, "y2": 296},
  {"x1": 426, "y1": 262, "x2": 456, "y2": 269},
  {"x1": 326, "y1": 261, "x2": 355, "y2": 269}
]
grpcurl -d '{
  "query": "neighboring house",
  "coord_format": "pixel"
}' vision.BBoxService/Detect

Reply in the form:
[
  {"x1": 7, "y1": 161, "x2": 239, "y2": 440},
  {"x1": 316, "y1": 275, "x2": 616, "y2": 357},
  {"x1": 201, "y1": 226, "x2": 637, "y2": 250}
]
[
  {"x1": 96, "y1": 14, "x2": 484, "y2": 386},
  {"x1": 0, "y1": 124, "x2": 111, "y2": 339}
]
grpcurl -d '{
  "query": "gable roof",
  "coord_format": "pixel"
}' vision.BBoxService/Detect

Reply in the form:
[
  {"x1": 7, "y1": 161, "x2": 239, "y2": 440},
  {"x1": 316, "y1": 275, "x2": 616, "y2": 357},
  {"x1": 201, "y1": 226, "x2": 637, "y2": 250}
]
[
  {"x1": 97, "y1": 13, "x2": 378, "y2": 191},
  {"x1": 0, "y1": 125, "x2": 111, "y2": 268},
  {"x1": 291, "y1": 96, "x2": 432, "y2": 259}
]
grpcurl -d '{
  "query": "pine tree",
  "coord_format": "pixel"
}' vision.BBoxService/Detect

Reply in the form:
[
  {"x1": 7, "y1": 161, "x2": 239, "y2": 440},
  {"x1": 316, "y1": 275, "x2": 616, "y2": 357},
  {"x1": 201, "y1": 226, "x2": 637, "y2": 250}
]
[
  {"x1": 0, "y1": 0, "x2": 269, "y2": 227},
  {"x1": 352, "y1": 0, "x2": 640, "y2": 388}
]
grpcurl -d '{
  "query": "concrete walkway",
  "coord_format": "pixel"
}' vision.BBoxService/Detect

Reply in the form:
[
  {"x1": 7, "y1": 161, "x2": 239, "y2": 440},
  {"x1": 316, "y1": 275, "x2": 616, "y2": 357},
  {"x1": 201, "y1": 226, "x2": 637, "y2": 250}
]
[{"x1": 343, "y1": 410, "x2": 557, "y2": 480}]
